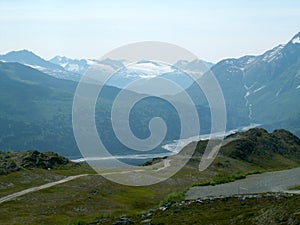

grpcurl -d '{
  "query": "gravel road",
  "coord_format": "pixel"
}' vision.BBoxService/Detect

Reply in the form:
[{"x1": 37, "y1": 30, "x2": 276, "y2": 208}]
[{"x1": 186, "y1": 167, "x2": 300, "y2": 199}]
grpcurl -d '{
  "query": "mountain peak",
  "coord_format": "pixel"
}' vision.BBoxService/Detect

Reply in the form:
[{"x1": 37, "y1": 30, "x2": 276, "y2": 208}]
[
  {"x1": 0, "y1": 49, "x2": 83, "y2": 80},
  {"x1": 2, "y1": 49, "x2": 40, "y2": 58},
  {"x1": 289, "y1": 32, "x2": 300, "y2": 44},
  {"x1": 0, "y1": 49, "x2": 47, "y2": 64},
  {"x1": 11, "y1": 49, "x2": 34, "y2": 54},
  {"x1": 51, "y1": 55, "x2": 68, "y2": 62}
]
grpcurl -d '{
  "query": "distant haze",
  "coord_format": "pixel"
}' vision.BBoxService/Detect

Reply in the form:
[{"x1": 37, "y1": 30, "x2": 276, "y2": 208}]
[{"x1": 0, "y1": 0, "x2": 299, "y2": 63}]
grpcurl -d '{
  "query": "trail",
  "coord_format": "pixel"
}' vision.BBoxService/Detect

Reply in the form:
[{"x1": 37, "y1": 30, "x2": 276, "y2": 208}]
[{"x1": 0, "y1": 174, "x2": 89, "y2": 204}]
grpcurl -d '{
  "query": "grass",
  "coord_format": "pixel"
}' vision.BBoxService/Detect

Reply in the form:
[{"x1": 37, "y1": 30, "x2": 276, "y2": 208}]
[
  {"x1": 192, "y1": 170, "x2": 263, "y2": 187},
  {"x1": 91, "y1": 194, "x2": 300, "y2": 225},
  {"x1": 0, "y1": 174, "x2": 160, "y2": 224},
  {"x1": 0, "y1": 161, "x2": 297, "y2": 224},
  {"x1": 1, "y1": 143, "x2": 300, "y2": 225},
  {"x1": 160, "y1": 191, "x2": 185, "y2": 206},
  {"x1": 0, "y1": 164, "x2": 95, "y2": 197},
  {"x1": 289, "y1": 185, "x2": 300, "y2": 190}
]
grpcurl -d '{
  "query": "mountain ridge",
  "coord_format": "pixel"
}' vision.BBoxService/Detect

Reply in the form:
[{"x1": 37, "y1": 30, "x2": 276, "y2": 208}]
[{"x1": 0, "y1": 50, "x2": 82, "y2": 81}]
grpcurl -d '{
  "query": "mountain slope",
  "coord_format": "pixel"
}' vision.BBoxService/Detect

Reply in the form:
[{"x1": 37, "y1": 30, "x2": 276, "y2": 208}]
[
  {"x1": 0, "y1": 61, "x2": 79, "y2": 155},
  {"x1": 187, "y1": 32, "x2": 300, "y2": 136}
]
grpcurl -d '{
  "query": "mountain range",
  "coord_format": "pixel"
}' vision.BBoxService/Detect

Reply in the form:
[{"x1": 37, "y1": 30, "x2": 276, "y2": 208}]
[
  {"x1": 0, "y1": 50, "x2": 82, "y2": 81},
  {"x1": 0, "y1": 32, "x2": 299, "y2": 158}
]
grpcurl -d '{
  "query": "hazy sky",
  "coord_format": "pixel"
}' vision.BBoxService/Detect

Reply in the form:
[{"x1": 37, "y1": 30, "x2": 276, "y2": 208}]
[{"x1": 0, "y1": 0, "x2": 299, "y2": 63}]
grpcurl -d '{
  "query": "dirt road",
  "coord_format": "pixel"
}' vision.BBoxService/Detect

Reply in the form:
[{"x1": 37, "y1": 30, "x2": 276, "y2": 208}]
[
  {"x1": 0, "y1": 174, "x2": 88, "y2": 204},
  {"x1": 186, "y1": 167, "x2": 300, "y2": 199}
]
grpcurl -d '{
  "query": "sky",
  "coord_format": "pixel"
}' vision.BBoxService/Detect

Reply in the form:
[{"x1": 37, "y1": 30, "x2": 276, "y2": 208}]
[{"x1": 0, "y1": 0, "x2": 299, "y2": 63}]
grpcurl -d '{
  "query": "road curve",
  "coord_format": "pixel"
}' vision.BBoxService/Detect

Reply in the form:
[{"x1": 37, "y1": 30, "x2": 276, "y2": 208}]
[{"x1": 0, "y1": 174, "x2": 89, "y2": 204}]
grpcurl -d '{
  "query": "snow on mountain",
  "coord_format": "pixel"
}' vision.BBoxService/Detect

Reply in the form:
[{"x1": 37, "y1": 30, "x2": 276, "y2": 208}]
[
  {"x1": 50, "y1": 56, "x2": 90, "y2": 75},
  {"x1": 253, "y1": 85, "x2": 266, "y2": 93},
  {"x1": 292, "y1": 36, "x2": 300, "y2": 44},
  {"x1": 262, "y1": 45, "x2": 284, "y2": 62},
  {"x1": 218, "y1": 55, "x2": 257, "y2": 72},
  {"x1": 125, "y1": 60, "x2": 175, "y2": 78},
  {"x1": 50, "y1": 56, "x2": 126, "y2": 79},
  {"x1": 207, "y1": 31, "x2": 300, "y2": 133},
  {"x1": 106, "y1": 60, "x2": 195, "y2": 91}
]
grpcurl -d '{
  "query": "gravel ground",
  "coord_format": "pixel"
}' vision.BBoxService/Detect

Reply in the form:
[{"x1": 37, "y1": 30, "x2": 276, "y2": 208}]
[{"x1": 186, "y1": 167, "x2": 300, "y2": 199}]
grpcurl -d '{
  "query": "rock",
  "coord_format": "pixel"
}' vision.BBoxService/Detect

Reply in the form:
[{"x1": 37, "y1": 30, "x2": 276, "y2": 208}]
[
  {"x1": 196, "y1": 199, "x2": 204, "y2": 204},
  {"x1": 141, "y1": 218, "x2": 151, "y2": 224},
  {"x1": 159, "y1": 206, "x2": 168, "y2": 211},
  {"x1": 111, "y1": 218, "x2": 134, "y2": 225}
]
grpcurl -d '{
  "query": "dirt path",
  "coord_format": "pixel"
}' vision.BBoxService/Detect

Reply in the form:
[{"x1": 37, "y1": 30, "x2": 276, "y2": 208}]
[
  {"x1": 0, "y1": 159, "x2": 173, "y2": 204},
  {"x1": 0, "y1": 174, "x2": 89, "y2": 204},
  {"x1": 186, "y1": 167, "x2": 300, "y2": 199}
]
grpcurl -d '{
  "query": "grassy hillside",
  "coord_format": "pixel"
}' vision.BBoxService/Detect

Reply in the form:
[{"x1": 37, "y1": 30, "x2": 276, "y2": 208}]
[{"x1": 0, "y1": 128, "x2": 299, "y2": 224}]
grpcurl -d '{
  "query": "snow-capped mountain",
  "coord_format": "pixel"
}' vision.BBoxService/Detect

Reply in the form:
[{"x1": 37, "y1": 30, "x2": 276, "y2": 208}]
[
  {"x1": 292, "y1": 35, "x2": 300, "y2": 44},
  {"x1": 50, "y1": 56, "x2": 126, "y2": 80},
  {"x1": 106, "y1": 60, "x2": 196, "y2": 92},
  {"x1": 50, "y1": 56, "x2": 91, "y2": 75},
  {"x1": 187, "y1": 31, "x2": 300, "y2": 135},
  {"x1": 49, "y1": 55, "x2": 213, "y2": 91},
  {"x1": 0, "y1": 50, "x2": 81, "y2": 81}
]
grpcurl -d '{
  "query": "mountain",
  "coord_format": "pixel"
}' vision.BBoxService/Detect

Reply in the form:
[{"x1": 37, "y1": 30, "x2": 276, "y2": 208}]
[
  {"x1": 50, "y1": 56, "x2": 213, "y2": 90},
  {"x1": 174, "y1": 59, "x2": 214, "y2": 73},
  {"x1": 245, "y1": 33, "x2": 300, "y2": 126},
  {"x1": 106, "y1": 60, "x2": 196, "y2": 91},
  {"x1": 0, "y1": 61, "x2": 212, "y2": 158},
  {"x1": 187, "y1": 32, "x2": 300, "y2": 136},
  {"x1": 0, "y1": 32, "x2": 299, "y2": 159},
  {"x1": 0, "y1": 61, "x2": 79, "y2": 156},
  {"x1": 50, "y1": 56, "x2": 125, "y2": 77},
  {"x1": 50, "y1": 56, "x2": 93, "y2": 75},
  {"x1": 0, "y1": 50, "x2": 81, "y2": 81}
]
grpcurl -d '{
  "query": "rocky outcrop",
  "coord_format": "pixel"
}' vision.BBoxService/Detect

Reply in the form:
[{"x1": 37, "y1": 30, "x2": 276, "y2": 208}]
[
  {"x1": 0, "y1": 150, "x2": 75, "y2": 174},
  {"x1": 221, "y1": 128, "x2": 300, "y2": 167}
]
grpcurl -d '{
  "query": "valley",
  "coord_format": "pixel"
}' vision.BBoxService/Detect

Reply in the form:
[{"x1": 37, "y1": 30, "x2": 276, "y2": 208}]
[{"x1": 0, "y1": 5, "x2": 299, "y2": 223}]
